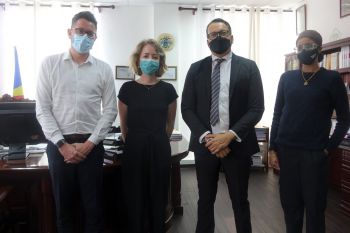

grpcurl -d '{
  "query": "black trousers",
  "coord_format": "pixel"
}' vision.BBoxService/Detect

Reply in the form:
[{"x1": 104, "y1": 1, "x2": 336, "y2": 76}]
[
  {"x1": 46, "y1": 141, "x2": 104, "y2": 233},
  {"x1": 194, "y1": 151, "x2": 252, "y2": 233},
  {"x1": 278, "y1": 146, "x2": 329, "y2": 233}
]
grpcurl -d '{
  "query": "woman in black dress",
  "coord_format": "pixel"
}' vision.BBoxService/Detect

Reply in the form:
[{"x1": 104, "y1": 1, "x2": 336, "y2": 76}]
[{"x1": 118, "y1": 39, "x2": 177, "y2": 233}]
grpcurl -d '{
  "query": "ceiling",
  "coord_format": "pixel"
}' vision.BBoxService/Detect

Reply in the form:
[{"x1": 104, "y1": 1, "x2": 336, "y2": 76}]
[{"x1": 35, "y1": 0, "x2": 305, "y2": 9}]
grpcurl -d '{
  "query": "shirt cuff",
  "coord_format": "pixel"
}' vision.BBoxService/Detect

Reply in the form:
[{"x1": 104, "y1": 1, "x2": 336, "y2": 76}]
[
  {"x1": 51, "y1": 135, "x2": 64, "y2": 145},
  {"x1": 199, "y1": 131, "x2": 211, "y2": 144},
  {"x1": 229, "y1": 130, "x2": 242, "y2": 142},
  {"x1": 88, "y1": 134, "x2": 99, "y2": 145}
]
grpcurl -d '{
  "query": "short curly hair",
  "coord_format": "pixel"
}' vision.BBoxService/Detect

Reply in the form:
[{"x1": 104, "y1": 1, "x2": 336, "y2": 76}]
[{"x1": 130, "y1": 39, "x2": 167, "y2": 77}]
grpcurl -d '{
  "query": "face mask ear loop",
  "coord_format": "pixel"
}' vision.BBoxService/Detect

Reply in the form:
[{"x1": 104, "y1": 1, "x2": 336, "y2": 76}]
[{"x1": 318, "y1": 51, "x2": 324, "y2": 62}]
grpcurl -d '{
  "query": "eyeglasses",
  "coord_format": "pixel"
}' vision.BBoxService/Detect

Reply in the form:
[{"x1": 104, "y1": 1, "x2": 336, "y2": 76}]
[
  {"x1": 295, "y1": 43, "x2": 319, "y2": 53},
  {"x1": 72, "y1": 28, "x2": 96, "y2": 39},
  {"x1": 207, "y1": 30, "x2": 231, "y2": 40}
]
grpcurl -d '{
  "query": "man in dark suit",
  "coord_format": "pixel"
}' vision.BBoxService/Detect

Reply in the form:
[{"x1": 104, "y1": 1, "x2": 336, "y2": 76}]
[{"x1": 181, "y1": 18, "x2": 264, "y2": 233}]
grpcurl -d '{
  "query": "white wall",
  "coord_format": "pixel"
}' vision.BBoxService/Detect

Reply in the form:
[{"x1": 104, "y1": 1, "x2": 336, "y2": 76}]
[
  {"x1": 153, "y1": 4, "x2": 179, "y2": 129},
  {"x1": 307, "y1": 0, "x2": 350, "y2": 43}
]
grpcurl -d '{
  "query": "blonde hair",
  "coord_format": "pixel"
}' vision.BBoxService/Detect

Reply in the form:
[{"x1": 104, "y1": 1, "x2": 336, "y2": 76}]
[{"x1": 130, "y1": 39, "x2": 167, "y2": 77}]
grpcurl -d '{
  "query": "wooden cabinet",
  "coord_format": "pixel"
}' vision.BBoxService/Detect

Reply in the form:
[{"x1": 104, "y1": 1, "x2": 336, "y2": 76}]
[
  {"x1": 331, "y1": 146, "x2": 350, "y2": 218},
  {"x1": 341, "y1": 147, "x2": 350, "y2": 217}
]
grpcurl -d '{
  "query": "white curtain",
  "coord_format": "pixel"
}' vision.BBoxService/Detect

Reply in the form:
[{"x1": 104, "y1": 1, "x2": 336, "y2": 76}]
[
  {"x1": 249, "y1": 7, "x2": 260, "y2": 63},
  {"x1": 177, "y1": 7, "x2": 296, "y2": 148},
  {"x1": 258, "y1": 9, "x2": 296, "y2": 126}
]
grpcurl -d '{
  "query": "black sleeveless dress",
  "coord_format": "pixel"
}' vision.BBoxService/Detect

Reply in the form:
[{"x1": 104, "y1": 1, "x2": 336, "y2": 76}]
[{"x1": 118, "y1": 80, "x2": 178, "y2": 233}]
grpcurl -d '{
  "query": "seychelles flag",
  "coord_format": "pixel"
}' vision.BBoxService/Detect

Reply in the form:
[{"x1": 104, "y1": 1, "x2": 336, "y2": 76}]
[{"x1": 13, "y1": 47, "x2": 24, "y2": 100}]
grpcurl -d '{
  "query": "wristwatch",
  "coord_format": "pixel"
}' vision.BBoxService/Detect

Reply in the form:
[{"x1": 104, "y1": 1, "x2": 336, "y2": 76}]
[{"x1": 55, "y1": 139, "x2": 66, "y2": 148}]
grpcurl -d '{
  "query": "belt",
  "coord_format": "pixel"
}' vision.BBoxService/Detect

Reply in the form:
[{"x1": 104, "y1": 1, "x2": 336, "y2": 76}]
[{"x1": 63, "y1": 134, "x2": 91, "y2": 143}]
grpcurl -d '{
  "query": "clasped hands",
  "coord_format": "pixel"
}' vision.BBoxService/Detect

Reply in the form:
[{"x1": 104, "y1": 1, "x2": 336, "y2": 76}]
[
  {"x1": 204, "y1": 132, "x2": 236, "y2": 158},
  {"x1": 59, "y1": 141, "x2": 95, "y2": 164}
]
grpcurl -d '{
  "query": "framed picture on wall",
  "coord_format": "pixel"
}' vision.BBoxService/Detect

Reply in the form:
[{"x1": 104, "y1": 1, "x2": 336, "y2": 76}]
[
  {"x1": 160, "y1": 66, "x2": 177, "y2": 81},
  {"x1": 115, "y1": 66, "x2": 134, "y2": 80},
  {"x1": 340, "y1": 0, "x2": 350, "y2": 18},
  {"x1": 296, "y1": 4, "x2": 306, "y2": 35}
]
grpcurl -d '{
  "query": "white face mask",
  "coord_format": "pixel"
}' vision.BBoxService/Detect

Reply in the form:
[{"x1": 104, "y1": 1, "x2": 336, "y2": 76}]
[{"x1": 71, "y1": 34, "x2": 95, "y2": 54}]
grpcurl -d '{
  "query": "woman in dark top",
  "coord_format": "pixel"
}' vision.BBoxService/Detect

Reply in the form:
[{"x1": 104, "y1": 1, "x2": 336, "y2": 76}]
[
  {"x1": 118, "y1": 39, "x2": 177, "y2": 233},
  {"x1": 269, "y1": 30, "x2": 350, "y2": 233}
]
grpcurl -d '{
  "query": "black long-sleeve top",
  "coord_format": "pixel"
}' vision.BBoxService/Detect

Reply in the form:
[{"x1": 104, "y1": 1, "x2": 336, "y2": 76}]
[{"x1": 270, "y1": 68, "x2": 350, "y2": 151}]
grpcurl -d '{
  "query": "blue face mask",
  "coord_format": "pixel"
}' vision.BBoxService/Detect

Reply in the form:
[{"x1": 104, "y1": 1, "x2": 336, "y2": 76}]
[
  {"x1": 72, "y1": 34, "x2": 95, "y2": 54},
  {"x1": 140, "y1": 59, "x2": 159, "y2": 76}
]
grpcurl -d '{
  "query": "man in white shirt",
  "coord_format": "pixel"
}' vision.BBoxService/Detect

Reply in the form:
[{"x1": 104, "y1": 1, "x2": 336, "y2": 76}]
[{"x1": 36, "y1": 11, "x2": 117, "y2": 233}]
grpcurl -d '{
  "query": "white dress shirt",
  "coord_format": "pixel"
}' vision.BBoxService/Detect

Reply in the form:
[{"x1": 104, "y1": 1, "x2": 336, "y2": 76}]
[
  {"x1": 36, "y1": 52, "x2": 118, "y2": 145},
  {"x1": 199, "y1": 52, "x2": 241, "y2": 143}
]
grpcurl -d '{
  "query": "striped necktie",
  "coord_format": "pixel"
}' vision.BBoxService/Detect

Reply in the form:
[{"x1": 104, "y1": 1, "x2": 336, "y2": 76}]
[{"x1": 210, "y1": 58, "x2": 225, "y2": 126}]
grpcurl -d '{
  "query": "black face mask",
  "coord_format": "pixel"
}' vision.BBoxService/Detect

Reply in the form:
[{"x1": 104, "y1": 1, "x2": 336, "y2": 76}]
[
  {"x1": 297, "y1": 48, "x2": 319, "y2": 65},
  {"x1": 209, "y1": 36, "x2": 231, "y2": 54}
]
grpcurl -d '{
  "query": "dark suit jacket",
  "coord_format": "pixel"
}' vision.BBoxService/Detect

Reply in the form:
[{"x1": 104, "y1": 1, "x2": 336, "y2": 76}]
[{"x1": 181, "y1": 53, "x2": 264, "y2": 157}]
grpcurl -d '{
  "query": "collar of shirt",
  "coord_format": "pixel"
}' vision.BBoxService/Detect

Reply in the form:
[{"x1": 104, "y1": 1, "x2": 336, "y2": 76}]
[
  {"x1": 211, "y1": 52, "x2": 232, "y2": 64},
  {"x1": 63, "y1": 51, "x2": 94, "y2": 65}
]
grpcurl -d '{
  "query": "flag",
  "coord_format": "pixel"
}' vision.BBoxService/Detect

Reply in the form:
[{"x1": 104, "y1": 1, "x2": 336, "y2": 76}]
[{"x1": 13, "y1": 47, "x2": 24, "y2": 100}]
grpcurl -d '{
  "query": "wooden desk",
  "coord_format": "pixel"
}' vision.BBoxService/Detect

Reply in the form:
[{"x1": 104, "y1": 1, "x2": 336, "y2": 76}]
[{"x1": 0, "y1": 140, "x2": 188, "y2": 233}]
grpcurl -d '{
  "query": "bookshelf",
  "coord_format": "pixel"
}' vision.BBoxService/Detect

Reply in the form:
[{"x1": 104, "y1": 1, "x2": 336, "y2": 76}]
[
  {"x1": 321, "y1": 38, "x2": 350, "y2": 93},
  {"x1": 285, "y1": 37, "x2": 350, "y2": 217}
]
